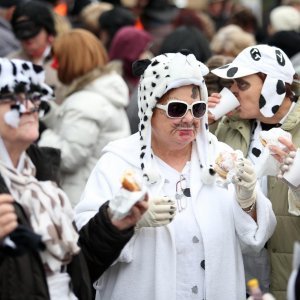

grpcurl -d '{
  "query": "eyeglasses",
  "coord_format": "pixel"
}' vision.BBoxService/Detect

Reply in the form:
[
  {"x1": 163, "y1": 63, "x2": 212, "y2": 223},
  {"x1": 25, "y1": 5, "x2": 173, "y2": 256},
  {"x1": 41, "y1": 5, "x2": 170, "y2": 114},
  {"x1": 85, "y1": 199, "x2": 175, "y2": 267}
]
[
  {"x1": 0, "y1": 93, "x2": 42, "y2": 110},
  {"x1": 175, "y1": 175, "x2": 191, "y2": 212},
  {"x1": 156, "y1": 100, "x2": 207, "y2": 119}
]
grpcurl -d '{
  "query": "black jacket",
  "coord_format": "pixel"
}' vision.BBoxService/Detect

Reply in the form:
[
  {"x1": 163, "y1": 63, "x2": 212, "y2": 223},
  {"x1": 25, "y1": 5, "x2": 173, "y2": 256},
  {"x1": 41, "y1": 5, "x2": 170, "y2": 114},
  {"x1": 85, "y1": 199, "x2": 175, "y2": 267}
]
[
  {"x1": 78, "y1": 202, "x2": 134, "y2": 283},
  {"x1": 0, "y1": 145, "x2": 134, "y2": 299}
]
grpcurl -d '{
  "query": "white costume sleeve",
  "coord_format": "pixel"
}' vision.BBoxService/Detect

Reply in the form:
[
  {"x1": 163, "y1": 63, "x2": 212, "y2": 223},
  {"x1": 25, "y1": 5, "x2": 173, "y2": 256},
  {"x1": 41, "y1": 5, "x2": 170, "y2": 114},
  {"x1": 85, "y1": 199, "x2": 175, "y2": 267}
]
[{"x1": 232, "y1": 184, "x2": 277, "y2": 254}]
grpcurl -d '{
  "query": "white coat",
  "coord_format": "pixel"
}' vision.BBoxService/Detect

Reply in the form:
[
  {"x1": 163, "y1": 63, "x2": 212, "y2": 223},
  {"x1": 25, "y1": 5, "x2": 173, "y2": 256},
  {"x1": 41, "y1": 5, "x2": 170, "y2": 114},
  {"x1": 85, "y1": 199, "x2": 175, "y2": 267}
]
[
  {"x1": 75, "y1": 133, "x2": 277, "y2": 300},
  {"x1": 39, "y1": 69, "x2": 130, "y2": 206}
]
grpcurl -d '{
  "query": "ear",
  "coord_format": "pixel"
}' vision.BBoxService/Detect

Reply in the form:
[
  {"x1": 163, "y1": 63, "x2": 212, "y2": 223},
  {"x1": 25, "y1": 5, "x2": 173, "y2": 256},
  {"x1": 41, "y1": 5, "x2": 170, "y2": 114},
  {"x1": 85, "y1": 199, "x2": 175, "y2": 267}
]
[
  {"x1": 47, "y1": 35, "x2": 54, "y2": 44},
  {"x1": 132, "y1": 59, "x2": 151, "y2": 77}
]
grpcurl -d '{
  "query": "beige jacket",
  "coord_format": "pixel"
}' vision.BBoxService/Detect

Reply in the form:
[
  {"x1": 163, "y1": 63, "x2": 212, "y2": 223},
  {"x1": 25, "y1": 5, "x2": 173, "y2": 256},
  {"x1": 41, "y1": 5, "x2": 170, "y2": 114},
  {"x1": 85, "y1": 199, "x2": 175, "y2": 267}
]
[{"x1": 214, "y1": 100, "x2": 300, "y2": 300}]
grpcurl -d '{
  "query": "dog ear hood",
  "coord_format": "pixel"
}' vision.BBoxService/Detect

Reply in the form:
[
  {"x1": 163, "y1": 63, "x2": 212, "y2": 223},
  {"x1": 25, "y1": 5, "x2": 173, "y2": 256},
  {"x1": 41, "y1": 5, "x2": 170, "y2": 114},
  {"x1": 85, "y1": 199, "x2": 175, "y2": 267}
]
[
  {"x1": 132, "y1": 59, "x2": 152, "y2": 77},
  {"x1": 134, "y1": 51, "x2": 215, "y2": 185}
]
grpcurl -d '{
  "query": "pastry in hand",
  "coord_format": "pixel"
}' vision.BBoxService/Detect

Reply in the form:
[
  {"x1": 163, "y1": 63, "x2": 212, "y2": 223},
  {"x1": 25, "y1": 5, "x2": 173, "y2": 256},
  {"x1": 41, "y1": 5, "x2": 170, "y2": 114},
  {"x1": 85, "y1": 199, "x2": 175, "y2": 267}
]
[
  {"x1": 259, "y1": 128, "x2": 292, "y2": 149},
  {"x1": 121, "y1": 171, "x2": 141, "y2": 192},
  {"x1": 214, "y1": 150, "x2": 243, "y2": 179}
]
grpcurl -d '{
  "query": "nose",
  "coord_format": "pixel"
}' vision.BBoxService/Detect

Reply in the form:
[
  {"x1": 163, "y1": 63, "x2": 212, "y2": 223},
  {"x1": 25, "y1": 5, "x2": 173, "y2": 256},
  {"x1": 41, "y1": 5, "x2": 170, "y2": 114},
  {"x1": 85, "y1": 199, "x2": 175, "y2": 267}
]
[
  {"x1": 182, "y1": 108, "x2": 194, "y2": 121},
  {"x1": 230, "y1": 81, "x2": 239, "y2": 97},
  {"x1": 20, "y1": 99, "x2": 38, "y2": 114}
]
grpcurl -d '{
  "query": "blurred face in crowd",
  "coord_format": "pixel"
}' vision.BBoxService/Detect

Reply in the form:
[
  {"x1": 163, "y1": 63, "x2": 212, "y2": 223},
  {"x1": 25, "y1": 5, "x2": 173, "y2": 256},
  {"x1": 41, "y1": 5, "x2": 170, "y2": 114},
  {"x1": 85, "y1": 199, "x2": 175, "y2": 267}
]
[
  {"x1": 21, "y1": 29, "x2": 54, "y2": 60},
  {"x1": 151, "y1": 85, "x2": 205, "y2": 151},
  {"x1": 0, "y1": 94, "x2": 39, "y2": 153}
]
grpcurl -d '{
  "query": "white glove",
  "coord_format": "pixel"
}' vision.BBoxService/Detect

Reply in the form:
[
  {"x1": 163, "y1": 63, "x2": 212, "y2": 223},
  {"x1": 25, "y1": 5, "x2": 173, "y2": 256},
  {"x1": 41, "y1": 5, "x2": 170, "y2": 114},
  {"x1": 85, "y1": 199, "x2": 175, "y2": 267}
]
[
  {"x1": 233, "y1": 158, "x2": 257, "y2": 209},
  {"x1": 136, "y1": 196, "x2": 176, "y2": 229}
]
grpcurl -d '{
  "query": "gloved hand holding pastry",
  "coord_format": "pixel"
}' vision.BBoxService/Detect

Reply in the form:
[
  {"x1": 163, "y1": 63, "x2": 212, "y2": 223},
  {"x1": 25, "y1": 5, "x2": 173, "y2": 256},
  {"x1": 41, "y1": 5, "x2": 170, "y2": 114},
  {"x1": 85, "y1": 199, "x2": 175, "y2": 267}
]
[
  {"x1": 135, "y1": 196, "x2": 176, "y2": 229},
  {"x1": 214, "y1": 150, "x2": 243, "y2": 186},
  {"x1": 214, "y1": 150, "x2": 257, "y2": 209}
]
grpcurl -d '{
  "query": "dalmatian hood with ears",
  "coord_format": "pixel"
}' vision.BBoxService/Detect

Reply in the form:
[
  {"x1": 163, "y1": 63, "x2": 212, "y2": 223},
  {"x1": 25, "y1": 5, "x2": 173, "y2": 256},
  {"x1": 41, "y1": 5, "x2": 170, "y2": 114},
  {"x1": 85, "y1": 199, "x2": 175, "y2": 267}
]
[
  {"x1": 211, "y1": 44, "x2": 295, "y2": 118},
  {"x1": 132, "y1": 50, "x2": 216, "y2": 186}
]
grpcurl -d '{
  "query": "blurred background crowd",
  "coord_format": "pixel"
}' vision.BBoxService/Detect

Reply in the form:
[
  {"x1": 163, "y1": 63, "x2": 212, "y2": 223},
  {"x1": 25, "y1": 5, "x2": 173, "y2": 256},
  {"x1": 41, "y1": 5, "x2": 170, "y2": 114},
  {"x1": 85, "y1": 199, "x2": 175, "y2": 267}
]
[
  {"x1": 2, "y1": 0, "x2": 298, "y2": 133},
  {"x1": 0, "y1": 0, "x2": 299, "y2": 299}
]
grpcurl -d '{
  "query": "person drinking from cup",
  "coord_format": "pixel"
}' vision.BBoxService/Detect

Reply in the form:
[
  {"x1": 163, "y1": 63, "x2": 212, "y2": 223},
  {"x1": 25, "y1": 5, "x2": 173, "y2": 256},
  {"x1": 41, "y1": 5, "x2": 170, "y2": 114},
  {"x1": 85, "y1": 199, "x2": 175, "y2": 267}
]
[{"x1": 209, "y1": 44, "x2": 300, "y2": 299}]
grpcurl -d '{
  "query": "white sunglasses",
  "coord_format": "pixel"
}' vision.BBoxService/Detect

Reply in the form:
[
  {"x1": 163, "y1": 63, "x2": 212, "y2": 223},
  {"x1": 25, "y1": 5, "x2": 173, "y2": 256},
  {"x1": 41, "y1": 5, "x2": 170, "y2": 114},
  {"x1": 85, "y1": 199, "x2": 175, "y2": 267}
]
[{"x1": 156, "y1": 100, "x2": 207, "y2": 119}]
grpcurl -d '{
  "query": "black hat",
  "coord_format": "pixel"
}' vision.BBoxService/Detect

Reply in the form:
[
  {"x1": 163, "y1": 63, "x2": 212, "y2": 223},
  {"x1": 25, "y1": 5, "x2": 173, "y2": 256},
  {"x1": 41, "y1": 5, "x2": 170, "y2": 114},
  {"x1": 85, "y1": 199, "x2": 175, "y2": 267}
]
[
  {"x1": 13, "y1": 19, "x2": 42, "y2": 40},
  {"x1": 0, "y1": 0, "x2": 25, "y2": 8},
  {"x1": 11, "y1": 1, "x2": 56, "y2": 40}
]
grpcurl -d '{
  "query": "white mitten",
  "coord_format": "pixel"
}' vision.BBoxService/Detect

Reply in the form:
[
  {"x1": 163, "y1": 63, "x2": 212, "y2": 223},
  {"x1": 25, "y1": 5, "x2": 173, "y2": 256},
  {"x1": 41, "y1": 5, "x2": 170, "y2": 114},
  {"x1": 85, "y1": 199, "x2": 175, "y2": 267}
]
[
  {"x1": 136, "y1": 196, "x2": 176, "y2": 229},
  {"x1": 233, "y1": 158, "x2": 257, "y2": 209}
]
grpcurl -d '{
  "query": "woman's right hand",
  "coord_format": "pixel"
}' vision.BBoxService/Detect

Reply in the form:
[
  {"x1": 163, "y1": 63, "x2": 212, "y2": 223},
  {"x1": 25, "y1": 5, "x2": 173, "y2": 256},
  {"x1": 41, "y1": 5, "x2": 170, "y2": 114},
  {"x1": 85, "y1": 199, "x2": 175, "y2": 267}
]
[
  {"x1": 0, "y1": 194, "x2": 17, "y2": 240},
  {"x1": 207, "y1": 93, "x2": 221, "y2": 124}
]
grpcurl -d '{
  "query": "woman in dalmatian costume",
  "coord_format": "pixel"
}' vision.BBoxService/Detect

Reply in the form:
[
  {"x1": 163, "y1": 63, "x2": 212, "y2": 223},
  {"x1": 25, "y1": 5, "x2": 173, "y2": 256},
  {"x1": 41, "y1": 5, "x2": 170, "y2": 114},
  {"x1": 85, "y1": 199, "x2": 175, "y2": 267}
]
[
  {"x1": 75, "y1": 50, "x2": 276, "y2": 300},
  {"x1": 210, "y1": 44, "x2": 300, "y2": 299},
  {"x1": 0, "y1": 57, "x2": 148, "y2": 300}
]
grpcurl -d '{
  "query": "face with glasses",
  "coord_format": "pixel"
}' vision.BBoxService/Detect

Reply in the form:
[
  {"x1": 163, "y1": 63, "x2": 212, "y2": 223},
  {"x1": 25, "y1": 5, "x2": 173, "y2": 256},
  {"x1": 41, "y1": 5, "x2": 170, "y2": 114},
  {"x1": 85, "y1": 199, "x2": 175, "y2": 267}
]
[
  {"x1": 152, "y1": 85, "x2": 205, "y2": 149},
  {"x1": 0, "y1": 93, "x2": 40, "y2": 151}
]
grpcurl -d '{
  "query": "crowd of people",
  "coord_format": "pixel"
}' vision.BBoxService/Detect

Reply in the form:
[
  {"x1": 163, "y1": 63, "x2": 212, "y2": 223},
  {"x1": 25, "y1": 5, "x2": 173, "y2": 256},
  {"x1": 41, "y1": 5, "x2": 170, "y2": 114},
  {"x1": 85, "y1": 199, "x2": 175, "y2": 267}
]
[{"x1": 0, "y1": 0, "x2": 299, "y2": 299}]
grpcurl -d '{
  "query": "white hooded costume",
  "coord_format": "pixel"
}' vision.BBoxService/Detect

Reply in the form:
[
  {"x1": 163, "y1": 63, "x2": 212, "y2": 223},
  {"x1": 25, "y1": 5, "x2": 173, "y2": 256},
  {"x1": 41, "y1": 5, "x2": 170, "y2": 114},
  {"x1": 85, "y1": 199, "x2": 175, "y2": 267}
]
[{"x1": 75, "y1": 52, "x2": 276, "y2": 300}]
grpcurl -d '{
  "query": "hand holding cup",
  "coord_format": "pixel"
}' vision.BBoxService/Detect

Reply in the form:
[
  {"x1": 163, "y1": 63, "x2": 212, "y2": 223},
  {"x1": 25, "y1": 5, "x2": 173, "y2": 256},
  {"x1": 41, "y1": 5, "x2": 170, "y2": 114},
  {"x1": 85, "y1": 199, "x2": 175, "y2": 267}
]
[{"x1": 208, "y1": 87, "x2": 239, "y2": 120}]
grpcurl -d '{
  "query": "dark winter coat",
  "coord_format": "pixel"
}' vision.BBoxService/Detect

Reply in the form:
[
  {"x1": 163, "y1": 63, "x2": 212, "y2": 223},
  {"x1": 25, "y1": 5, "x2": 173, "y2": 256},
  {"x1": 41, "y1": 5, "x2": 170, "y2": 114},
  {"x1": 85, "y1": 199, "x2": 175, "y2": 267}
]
[{"x1": 0, "y1": 145, "x2": 134, "y2": 299}]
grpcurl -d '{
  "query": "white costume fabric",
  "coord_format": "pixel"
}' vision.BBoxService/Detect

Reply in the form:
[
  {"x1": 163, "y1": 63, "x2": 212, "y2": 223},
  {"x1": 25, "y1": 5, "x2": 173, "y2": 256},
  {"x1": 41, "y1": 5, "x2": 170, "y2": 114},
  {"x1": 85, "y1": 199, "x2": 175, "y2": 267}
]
[
  {"x1": 38, "y1": 70, "x2": 131, "y2": 206},
  {"x1": 75, "y1": 133, "x2": 276, "y2": 300}
]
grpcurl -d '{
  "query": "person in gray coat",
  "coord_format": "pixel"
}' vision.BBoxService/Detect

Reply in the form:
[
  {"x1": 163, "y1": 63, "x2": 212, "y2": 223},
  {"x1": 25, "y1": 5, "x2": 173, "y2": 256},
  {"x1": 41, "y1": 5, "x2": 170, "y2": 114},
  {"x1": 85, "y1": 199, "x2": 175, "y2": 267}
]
[{"x1": 0, "y1": 0, "x2": 22, "y2": 57}]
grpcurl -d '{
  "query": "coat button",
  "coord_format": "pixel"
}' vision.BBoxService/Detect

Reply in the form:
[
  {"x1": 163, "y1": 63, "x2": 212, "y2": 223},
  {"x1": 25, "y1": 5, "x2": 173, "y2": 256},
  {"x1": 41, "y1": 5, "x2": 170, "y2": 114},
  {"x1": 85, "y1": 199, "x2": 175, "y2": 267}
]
[{"x1": 200, "y1": 260, "x2": 205, "y2": 270}]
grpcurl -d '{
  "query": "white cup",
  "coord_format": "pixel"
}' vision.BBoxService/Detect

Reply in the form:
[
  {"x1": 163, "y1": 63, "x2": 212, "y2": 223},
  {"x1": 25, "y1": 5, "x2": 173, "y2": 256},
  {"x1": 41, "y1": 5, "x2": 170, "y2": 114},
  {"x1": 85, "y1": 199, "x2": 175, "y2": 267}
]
[
  {"x1": 209, "y1": 87, "x2": 240, "y2": 120},
  {"x1": 283, "y1": 149, "x2": 300, "y2": 189}
]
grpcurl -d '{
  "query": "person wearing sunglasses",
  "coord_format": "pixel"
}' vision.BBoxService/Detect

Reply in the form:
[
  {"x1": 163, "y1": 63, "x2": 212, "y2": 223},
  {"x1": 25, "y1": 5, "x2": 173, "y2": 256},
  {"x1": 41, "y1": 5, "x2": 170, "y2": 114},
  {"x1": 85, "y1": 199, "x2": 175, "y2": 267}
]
[{"x1": 74, "y1": 50, "x2": 276, "y2": 300}]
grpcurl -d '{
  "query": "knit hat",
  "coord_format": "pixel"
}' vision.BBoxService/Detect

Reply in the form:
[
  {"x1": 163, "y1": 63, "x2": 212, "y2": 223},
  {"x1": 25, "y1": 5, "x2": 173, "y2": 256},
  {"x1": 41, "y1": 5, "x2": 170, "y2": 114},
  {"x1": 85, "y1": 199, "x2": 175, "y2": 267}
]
[
  {"x1": 211, "y1": 44, "x2": 295, "y2": 118},
  {"x1": 132, "y1": 50, "x2": 215, "y2": 185},
  {"x1": 270, "y1": 5, "x2": 300, "y2": 32},
  {"x1": 11, "y1": 1, "x2": 56, "y2": 40},
  {"x1": 109, "y1": 26, "x2": 153, "y2": 86}
]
